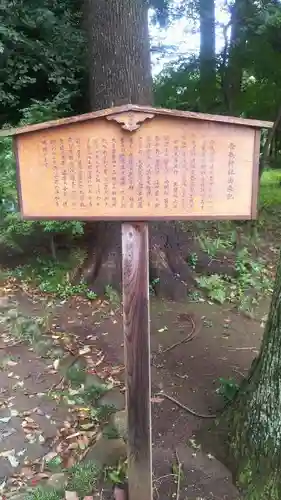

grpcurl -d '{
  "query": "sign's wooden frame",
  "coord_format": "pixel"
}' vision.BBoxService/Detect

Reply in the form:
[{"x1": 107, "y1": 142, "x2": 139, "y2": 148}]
[{"x1": 11, "y1": 104, "x2": 273, "y2": 222}]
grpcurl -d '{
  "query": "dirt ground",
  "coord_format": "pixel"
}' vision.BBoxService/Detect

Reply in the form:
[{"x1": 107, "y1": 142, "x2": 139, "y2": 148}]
[{"x1": 0, "y1": 283, "x2": 270, "y2": 499}]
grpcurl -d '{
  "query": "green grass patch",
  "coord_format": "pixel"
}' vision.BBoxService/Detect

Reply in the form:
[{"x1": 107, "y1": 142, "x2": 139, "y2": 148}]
[
  {"x1": 8, "y1": 255, "x2": 97, "y2": 300},
  {"x1": 26, "y1": 461, "x2": 101, "y2": 500},
  {"x1": 26, "y1": 487, "x2": 63, "y2": 500},
  {"x1": 259, "y1": 169, "x2": 281, "y2": 210},
  {"x1": 196, "y1": 248, "x2": 273, "y2": 316},
  {"x1": 67, "y1": 462, "x2": 101, "y2": 497}
]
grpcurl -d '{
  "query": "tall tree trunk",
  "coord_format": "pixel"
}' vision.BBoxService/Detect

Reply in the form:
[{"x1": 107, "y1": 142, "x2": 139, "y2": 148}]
[
  {"x1": 80, "y1": 0, "x2": 153, "y2": 296},
  {"x1": 199, "y1": 0, "x2": 216, "y2": 112},
  {"x1": 259, "y1": 105, "x2": 281, "y2": 178},
  {"x1": 225, "y1": 0, "x2": 248, "y2": 114},
  {"x1": 85, "y1": 0, "x2": 153, "y2": 110},
  {"x1": 223, "y1": 249, "x2": 281, "y2": 498},
  {"x1": 79, "y1": 0, "x2": 235, "y2": 300}
]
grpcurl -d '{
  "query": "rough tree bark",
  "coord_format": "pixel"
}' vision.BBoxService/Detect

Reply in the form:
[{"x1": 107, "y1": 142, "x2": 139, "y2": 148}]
[
  {"x1": 79, "y1": 0, "x2": 235, "y2": 300},
  {"x1": 223, "y1": 249, "x2": 281, "y2": 498},
  {"x1": 259, "y1": 105, "x2": 281, "y2": 178},
  {"x1": 225, "y1": 0, "x2": 245, "y2": 114},
  {"x1": 199, "y1": 0, "x2": 216, "y2": 112}
]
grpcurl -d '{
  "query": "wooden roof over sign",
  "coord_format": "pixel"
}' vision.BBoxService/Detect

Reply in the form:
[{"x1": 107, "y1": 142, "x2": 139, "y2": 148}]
[{"x1": 0, "y1": 104, "x2": 273, "y2": 137}]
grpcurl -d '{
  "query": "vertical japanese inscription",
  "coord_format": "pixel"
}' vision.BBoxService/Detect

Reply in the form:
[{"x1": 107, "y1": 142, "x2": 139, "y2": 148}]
[
  {"x1": 138, "y1": 137, "x2": 144, "y2": 209},
  {"x1": 208, "y1": 140, "x2": 215, "y2": 208},
  {"x1": 173, "y1": 139, "x2": 179, "y2": 209},
  {"x1": 76, "y1": 138, "x2": 85, "y2": 208},
  {"x1": 60, "y1": 139, "x2": 67, "y2": 208},
  {"x1": 227, "y1": 142, "x2": 236, "y2": 200},
  {"x1": 189, "y1": 137, "x2": 196, "y2": 210},
  {"x1": 163, "y1": 135, "x2": 170, "y2": 210},
  {"x1": 128, "y1": 137, "x2": 134, "y2": 209},
  {"x1": 51, "y1": 139, "x2": 60, "y2": 207},
  {"x1": 154, "y1": 136, "x2": 161, "y2": 209},
  {"x1": 68, "y1": 137, "x2": 76, "y2": 208},
  {"x1": 181, "y1": 136, "x2": 188, "y2": 210},
  {"x1": 200, "y1": 140, "x2": 207, "y2": 211},
  {"x1": 120, "y1": 137, "x2": 126, "y2": 209},
  {"x1": 41, "y1": 139, "x2": 48, "y2": 170},
  {"x1": 102, "y1": 139, "x2": 109, "y2": 207},
  {"x1": 146, "y1": 136, "x2": 152, "y2": 206},
  {"x1": 111, "y1": 138, "x2": 117, "y2": 208},
  {"x1": 86, "y1": 139, "x2": 93, "y2": 207},
  {"x1": 94, "y1": 139, "x2": 101, "y2": 207}
]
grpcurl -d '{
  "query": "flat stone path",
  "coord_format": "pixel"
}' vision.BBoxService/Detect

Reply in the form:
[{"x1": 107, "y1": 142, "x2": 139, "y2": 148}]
[{"x1": 0, "y1": 340, "x2": 68, "y2": 492}]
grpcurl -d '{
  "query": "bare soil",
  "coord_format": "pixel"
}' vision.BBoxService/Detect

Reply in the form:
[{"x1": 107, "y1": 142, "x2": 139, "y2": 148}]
[{"x1": 2, "y1": 283, "x2": 270, "y2": 499}]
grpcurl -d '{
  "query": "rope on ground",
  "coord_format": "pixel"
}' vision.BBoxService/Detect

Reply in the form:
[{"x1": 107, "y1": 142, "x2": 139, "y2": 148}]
[
  {"x1": 160, "y1": 314, "x2": 199, "y2": 354},
  {"x1": 155, "y1": 391, "x2": 217, "y2": 419}
]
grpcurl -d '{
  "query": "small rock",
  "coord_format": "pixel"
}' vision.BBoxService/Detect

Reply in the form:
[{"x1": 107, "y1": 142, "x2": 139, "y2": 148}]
[
  {"x1": 0, "y1": 297, "x2": 10, "y2": 310},
  {"x1": 84, "y1": 436, "x2": 127, "y2": 467},
  {"x1": 47, "y1": 472, "x2": 67, "y2": 489},
  {"x1": 99, "y1": 388, "x2": 125, "y2": 411},
  {"x1": 112, "y1": 410, "x2": 127, "y2": 440},
  {"x1": 84, "y1": 372, "x2": 105, "y2": 389},
  {"x1": 59, "y1": 354, "x2": 86, "y2": 377}
]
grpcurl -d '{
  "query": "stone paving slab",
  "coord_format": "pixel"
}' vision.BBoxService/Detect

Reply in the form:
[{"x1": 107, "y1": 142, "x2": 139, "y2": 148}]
[{"x1": 0, "y1": 340, "x2": 68, "y2": 486}]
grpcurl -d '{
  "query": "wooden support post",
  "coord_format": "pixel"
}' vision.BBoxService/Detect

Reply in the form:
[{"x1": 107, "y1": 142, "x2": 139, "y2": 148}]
[{"x1": 122, "y1": 222, "x2": 152, "y2": 500}]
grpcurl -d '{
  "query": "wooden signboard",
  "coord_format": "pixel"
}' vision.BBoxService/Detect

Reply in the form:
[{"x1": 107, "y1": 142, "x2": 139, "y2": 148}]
[
  {"x1": 10, "y1": 105, "x2": 272, "y2": 500},
  {"x1": 13, "y1": 105, "x2": 272, "y2": 221}
]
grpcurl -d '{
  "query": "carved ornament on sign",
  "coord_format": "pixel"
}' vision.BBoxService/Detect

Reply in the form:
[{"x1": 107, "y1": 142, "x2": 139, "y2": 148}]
[{"x1": 106, "y1": 111, "x2": 155, "y2": 131}]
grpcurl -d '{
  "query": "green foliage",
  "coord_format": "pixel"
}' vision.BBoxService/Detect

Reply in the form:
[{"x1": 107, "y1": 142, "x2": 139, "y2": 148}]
[
  {"x1": 0, "y1": 307, "x2": 45, "y2": 344},
  {"x1": 0, "y1": 101, "x2": 85, "y2": 255},
  {"x1": 27, "y1": 487, "x2": 62, "y2": 500},
  {"x1": 196, "y1": 249, "x2": 273, "y2": 314},
  {"x1": 149, "y1": 277, "x2": 160, "y2": 295},
  {"x1": 153, "y1": 0, "x2": 281, "y2": 124},
  {"x1": 259, "y1": 169, "x2": 281, "y2": 210},
  {"x1": 0, "y1": 0, "x2": 85, "y2": 124},
  {"x1": 9, "y1": 256, "x2": 96, "y2": 300},
  {"x1": 105, "y1": 460, "x2": 128, "y2": 486},
  {"x1": 67, "y1": 462, "x2": 101, "y2": 497},
  {"x1": 216, "y1": 377, "x2": 239, "y2": 403},
  {"x1": 197, "y1": 234, "x2": 233, "y2": 258},
  {"x1": 196, "y1": 274, "x2": 227, "y2": 304},
  {"x1": 27, "y1": 462, "x2": 101, "y2": 499},
  {"x1": 187, "y1": 252, "x2": 198, "y2": 269}
]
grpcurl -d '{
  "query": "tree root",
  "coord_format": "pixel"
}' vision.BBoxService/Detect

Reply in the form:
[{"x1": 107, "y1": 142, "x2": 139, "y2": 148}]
[
  {"x1": 72, "y1": 221, "x2": 236, "y2": 301},
  {"x1": 155, "y1": 392, "x2": 217, "y2": 419},
  {"x1": 159, "y1": 314, "x2": 199, "y2": 354}
]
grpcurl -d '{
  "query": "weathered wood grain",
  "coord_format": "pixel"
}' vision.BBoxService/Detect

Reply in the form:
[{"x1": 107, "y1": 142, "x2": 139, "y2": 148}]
[
  {"x1": 122, "y1": 222, "x2": 152, "y2": 500},
  {"x1": 15, "y1": 113, "x2": 260, "y2": 221}
]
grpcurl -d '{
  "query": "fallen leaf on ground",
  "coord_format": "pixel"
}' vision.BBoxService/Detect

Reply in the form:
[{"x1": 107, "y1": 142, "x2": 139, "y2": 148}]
[
  {"x1": 0, "y1": 417, "x2": 11, "y2": 424},
  {"x1": 158, "y1": 326, "x2": 168, "y2": 333},
  {"x1": 0, "y1": 449, "x2": 19, "y2": 467},
  {"x1": 79, "y1": 346, "x2": 91, "y2": 355},
  {"x1": 151, "y1": 396, "x2": 164, "y2": 403},
  {"x1": 53, "y1": 359, "x2": 60, "y2": 370},
  {"x1": 6, "y1": 360, "x2": 18, "y2": 366}
]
